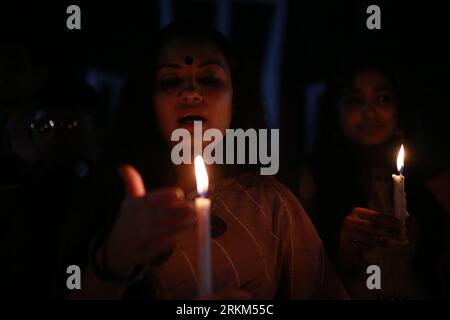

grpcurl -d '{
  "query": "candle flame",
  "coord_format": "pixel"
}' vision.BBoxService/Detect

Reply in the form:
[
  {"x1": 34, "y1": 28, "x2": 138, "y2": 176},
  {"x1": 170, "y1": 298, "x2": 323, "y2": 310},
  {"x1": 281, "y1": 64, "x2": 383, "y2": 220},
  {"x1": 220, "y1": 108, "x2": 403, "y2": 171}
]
[
  {"x1": 195, "y1": 155, "x2": 209, "y2": 196},
  {"x1": 397, "y1": 144, "x2": 405, "y2": 173}
]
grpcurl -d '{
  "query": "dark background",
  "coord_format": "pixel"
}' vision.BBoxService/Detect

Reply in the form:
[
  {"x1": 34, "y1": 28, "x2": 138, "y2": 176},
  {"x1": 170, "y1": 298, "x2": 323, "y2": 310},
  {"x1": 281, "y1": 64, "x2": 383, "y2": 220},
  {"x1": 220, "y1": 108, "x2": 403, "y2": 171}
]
[{"x1": 1, "y1": 0, "x2": 449, "y2": 190}]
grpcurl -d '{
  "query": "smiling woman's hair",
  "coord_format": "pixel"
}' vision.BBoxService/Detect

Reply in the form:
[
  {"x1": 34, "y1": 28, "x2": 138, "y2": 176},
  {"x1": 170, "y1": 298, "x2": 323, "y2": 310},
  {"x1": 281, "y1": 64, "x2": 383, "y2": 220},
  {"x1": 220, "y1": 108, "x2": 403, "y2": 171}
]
[{"x1": 106, "y1": 21, "x2": 265, "y2": 188}]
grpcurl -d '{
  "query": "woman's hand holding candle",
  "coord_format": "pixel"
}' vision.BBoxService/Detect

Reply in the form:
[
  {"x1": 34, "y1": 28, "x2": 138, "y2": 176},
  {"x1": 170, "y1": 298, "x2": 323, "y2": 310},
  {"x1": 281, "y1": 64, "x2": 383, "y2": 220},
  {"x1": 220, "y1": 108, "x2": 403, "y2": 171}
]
[
  {"x1": 339, "y1": 207, "x2": 403, "y2": 271},
  {"x1": 98, "y1": 164, "x2": 196, "y2": 278}
]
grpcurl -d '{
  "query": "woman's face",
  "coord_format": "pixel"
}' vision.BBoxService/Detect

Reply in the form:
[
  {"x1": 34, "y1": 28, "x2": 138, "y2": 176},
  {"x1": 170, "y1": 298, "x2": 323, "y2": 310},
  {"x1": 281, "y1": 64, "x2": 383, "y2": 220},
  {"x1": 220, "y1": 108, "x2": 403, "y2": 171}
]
[
  {"x1": 339, "y1": 69, "x2": 398, "y2": 146},
  {"x1": 153, "y1": 36, "x2": 233, "y2": 145}
]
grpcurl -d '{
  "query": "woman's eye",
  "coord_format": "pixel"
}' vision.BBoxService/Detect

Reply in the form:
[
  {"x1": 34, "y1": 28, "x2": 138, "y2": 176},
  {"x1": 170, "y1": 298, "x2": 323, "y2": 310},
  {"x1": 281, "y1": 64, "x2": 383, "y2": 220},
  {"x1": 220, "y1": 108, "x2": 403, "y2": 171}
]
[
  {"x1": 159, "y1": 78, "x2": 182, "y2": 88},
  {"x1": 198, "y1": 76, "x2": 222, "y2": 87},
  {"x1": 376, "y1": 93, "x2": 394, "y2": 105},
  {"x1": 343, "y1": 96, "x2": 365, "y2": 110}
]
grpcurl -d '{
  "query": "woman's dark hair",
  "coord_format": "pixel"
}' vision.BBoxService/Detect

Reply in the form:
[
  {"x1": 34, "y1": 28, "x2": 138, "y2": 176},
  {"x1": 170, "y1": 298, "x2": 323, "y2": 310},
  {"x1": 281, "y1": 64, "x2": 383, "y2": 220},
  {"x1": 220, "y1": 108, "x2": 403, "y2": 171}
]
[{"x1": 106, "y1": 21, "x2": 266, "y2": 188}]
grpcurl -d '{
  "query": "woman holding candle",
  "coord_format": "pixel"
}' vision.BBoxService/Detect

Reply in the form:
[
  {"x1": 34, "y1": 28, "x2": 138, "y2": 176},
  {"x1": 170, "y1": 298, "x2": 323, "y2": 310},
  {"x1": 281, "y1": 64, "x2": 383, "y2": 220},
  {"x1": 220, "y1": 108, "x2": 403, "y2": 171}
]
[
  {"x1": 298, "y1": 57, "x2": 449, "y2": 299},
  {"x1": 60, "y1": 22, "x2": 348, "y2": 299}
]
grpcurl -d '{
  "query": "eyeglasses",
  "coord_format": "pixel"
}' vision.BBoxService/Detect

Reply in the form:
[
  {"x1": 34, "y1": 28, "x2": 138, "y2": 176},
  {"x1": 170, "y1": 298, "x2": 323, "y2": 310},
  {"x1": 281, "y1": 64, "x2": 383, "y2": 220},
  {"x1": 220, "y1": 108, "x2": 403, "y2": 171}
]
[{"x1": 29, "y1": 119, "x2": 81, "y2": 134}]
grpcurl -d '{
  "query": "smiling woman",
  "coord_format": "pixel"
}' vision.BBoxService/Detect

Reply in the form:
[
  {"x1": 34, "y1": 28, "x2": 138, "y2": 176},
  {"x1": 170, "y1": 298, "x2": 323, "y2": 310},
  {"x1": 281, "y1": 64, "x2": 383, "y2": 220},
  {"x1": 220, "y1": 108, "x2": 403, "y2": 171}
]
[
  {"x1": 298, "y1": 57, "x2": 449, "y2": 299},
  {"x1": 338, "y1": 68, "x2": 398, "y2": 147}
]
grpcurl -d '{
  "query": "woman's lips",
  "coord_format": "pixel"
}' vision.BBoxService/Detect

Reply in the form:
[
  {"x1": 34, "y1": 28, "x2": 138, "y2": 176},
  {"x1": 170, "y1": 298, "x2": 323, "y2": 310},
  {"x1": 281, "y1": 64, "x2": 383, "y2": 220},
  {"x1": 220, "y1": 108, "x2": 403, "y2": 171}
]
[
  {"x1": 177, "y1": 115, "x2": 207, "y2": 125},
  {"x1": 176, "y1": 115, "x2": 207, "y2": 131},
  {"x1": 358, "y1": 124, "x2": 385, "y2": 134}
]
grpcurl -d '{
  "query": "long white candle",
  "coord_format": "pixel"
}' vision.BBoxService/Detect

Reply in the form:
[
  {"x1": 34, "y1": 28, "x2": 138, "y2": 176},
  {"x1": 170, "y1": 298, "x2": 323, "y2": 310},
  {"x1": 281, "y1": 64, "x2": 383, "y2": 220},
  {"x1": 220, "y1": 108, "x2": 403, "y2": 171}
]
[
  {"x1": 392, "y1": 145, "x2": 409, "y2": 243},
  {"x1": 194, "y1": 156, "x2": 213, "y2": 296},
  {"x1": 195, "y1": 197, "x2": 212, "y2": 296},
  {"x1": 392, "y1": 173, "x2": 407, "y2": 220}
]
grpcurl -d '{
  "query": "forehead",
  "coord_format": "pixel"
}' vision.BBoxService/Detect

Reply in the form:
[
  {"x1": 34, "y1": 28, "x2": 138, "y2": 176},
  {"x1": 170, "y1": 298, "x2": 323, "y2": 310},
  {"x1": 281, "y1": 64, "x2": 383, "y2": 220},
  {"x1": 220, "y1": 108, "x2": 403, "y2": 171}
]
[
  {"x1": 352, "y1": 69, "x2": 392, "y2": 89},
  {"x1": 158, "y1": 37, "x2": 228, "y2": 67}
]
